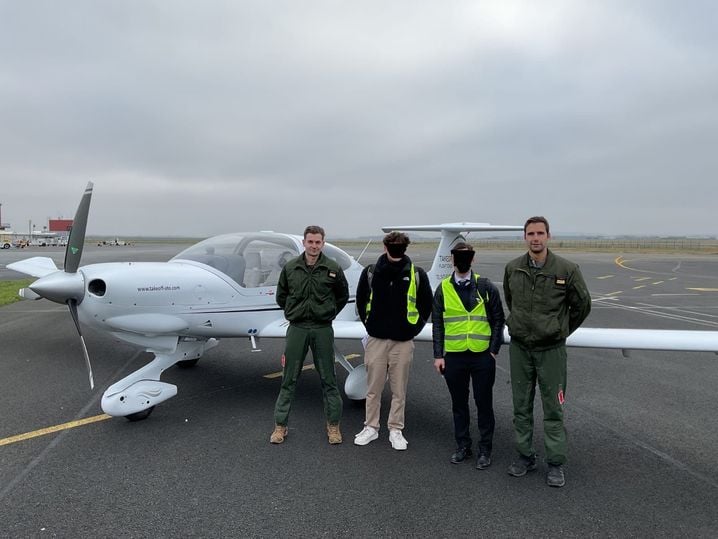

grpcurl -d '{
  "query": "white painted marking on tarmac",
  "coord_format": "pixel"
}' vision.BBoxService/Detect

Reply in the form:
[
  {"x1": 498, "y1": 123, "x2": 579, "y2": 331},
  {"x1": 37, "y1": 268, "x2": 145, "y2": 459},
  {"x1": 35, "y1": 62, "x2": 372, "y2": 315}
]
[
  {"x1": 650, "y1": 293, "x2": 699, "y2": 296},
  {"x1": 597, "y1": 301, "x2": 718, "y2": 329}
]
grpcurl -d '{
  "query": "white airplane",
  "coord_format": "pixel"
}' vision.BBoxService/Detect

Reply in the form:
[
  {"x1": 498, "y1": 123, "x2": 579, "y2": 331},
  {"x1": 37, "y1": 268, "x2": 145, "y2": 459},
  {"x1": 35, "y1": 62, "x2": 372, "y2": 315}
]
[{"x1": 7, "y1": 183, "x2": 718, "y2": 421}]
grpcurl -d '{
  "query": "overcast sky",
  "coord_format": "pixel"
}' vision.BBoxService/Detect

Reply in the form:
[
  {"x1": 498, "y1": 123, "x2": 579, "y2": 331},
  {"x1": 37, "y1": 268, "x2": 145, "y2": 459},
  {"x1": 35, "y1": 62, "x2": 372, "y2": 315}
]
[{"x1": 1, "y1": 1, "x2": 716, "y2": 238}]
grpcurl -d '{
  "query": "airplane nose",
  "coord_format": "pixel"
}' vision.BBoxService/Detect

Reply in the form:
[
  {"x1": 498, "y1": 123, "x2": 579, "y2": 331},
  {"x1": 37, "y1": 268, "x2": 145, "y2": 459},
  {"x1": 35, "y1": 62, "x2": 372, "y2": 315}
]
[{"x1": 29, "y1": 271, "x2": 85, "y2": 304}]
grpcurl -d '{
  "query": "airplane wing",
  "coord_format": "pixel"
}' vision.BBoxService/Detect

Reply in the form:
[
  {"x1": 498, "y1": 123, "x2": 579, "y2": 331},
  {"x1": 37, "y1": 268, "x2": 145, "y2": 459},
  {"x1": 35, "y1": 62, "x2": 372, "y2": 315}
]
[
  {"x1": 262, "y1": 319, "x2": 718, "y2": 353},
  {"x1": 6, "y1": 256, "x2": 60, "y2": 278},
  {"x1": 256, "y1": 318, "x2": 370, "y2": 340},
  {"x1": 256, "y1": 317, "x2": 290, "y2": 338},
  {"x1": 563, "y1": 327, "x2": 718, "y2": 353}
]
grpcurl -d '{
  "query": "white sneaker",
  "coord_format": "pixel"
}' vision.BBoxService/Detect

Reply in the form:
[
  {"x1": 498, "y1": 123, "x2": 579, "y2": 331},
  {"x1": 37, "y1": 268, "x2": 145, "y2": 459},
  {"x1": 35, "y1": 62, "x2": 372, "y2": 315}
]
[
  {"x1": 354, "y1": 426, "x2": 379, "y2": 446},
  {"x1": 389, "y1": 429, "x2": 408, "y2": 451}
]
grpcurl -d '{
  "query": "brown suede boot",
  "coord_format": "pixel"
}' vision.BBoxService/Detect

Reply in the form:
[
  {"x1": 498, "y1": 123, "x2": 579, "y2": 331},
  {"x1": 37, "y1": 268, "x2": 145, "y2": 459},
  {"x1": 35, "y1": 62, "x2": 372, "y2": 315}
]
[
  {"x1": 326, "y1": 422, "x2": 342, "y2": 444},
  {"x1": 270, "y1": 424, "x2": 288, "y2": 444}
]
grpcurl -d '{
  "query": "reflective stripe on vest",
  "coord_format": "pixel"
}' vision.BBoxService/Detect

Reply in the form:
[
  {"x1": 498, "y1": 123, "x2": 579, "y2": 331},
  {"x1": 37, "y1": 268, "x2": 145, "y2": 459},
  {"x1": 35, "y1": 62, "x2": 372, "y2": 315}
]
[
  {"x1": 366, "y1": 263, "x2": 419, "y2": 324},
  {"x1": 441, "y1": 276, "x2": 490, "y2": 353}
]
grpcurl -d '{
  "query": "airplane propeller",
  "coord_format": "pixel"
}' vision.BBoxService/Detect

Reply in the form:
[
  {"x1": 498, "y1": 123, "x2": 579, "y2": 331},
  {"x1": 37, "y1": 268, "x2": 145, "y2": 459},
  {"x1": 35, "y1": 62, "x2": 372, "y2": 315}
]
[{"x1": 29, "y1": 182, "x2": 95, "y2": 389}]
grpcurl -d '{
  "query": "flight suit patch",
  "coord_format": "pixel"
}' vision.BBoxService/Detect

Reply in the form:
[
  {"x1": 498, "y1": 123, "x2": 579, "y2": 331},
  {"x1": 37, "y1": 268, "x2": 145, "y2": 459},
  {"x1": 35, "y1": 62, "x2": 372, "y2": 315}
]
[
  {"x1": 328, "y1": 271, "x2": 337, "y2": 279},
  {"x1": 555, "y1": 276, "x2": 566, "y2": 287}
]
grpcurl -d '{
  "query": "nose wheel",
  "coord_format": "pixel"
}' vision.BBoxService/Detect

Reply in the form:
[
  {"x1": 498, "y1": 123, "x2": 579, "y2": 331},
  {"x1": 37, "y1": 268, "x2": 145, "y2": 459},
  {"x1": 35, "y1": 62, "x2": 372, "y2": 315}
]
[{"x1": 125, "y1": 406, "x2": 155, "y2": 422}]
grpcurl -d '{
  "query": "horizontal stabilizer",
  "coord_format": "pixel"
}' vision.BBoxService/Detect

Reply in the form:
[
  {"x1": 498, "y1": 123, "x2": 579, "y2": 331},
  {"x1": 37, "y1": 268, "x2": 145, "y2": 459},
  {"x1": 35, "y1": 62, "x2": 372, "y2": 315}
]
[
  {"x1": 381, "y1": 223, "x2": 523, "y2": 233},
  {"x1": 6, "y1": 257, "x2": 60, "y2": 278}
]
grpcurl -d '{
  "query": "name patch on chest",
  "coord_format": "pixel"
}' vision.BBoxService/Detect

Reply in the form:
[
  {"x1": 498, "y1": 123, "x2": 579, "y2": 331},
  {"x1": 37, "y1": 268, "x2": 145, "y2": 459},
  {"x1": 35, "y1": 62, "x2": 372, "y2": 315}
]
[
  {"x1": 555, "y1": 277, "x2": 566, "y2": 286},
  {"x1": 328, "y1": 271, "x2": 337, "y2": 279}
]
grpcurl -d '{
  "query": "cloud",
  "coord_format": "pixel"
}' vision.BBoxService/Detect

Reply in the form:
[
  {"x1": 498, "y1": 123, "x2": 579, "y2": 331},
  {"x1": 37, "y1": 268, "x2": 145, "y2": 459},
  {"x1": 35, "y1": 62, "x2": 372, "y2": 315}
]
[{"x1": 0, "y1": 1, "x2": 716, "y2": 237}]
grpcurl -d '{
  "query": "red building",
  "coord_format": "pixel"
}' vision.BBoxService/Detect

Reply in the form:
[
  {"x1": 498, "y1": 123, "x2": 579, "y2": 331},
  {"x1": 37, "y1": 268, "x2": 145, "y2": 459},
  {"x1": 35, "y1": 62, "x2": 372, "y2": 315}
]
[{"x1": 49, "y1": 219, "x2": 73, "y2": 235}]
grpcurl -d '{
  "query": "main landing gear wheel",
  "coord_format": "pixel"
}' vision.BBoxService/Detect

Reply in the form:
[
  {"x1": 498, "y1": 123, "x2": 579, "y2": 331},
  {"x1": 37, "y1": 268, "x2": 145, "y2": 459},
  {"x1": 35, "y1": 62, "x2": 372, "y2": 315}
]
[
  {"x1": 176, "y1": 358, "x2": 200, "y2": 368},
  {"x1": 125, "y1": 406, "x2": 155, "y2": 422}
]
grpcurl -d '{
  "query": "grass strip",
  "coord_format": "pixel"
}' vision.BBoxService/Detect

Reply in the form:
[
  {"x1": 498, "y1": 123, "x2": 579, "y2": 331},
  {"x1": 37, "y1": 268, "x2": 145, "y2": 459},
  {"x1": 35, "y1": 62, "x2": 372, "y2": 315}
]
[{"x1": 0, "y1": 279, "x2": 33, "y2": 307}]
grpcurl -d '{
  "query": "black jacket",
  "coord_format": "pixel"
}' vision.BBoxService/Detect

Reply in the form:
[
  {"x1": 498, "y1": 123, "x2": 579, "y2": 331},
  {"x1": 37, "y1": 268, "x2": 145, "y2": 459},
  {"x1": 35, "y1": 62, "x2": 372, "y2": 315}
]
[
  {"x1": 432, "y1": 272, "x2": 505, "y2": 358},
  {"x1": 356, "y1": 254, "x2": 433, "y2": 341}
]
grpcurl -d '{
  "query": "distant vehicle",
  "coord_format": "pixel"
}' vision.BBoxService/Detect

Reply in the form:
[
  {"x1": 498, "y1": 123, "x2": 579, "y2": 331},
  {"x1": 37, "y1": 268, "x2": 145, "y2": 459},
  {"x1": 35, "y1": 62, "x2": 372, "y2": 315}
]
[
  {"x1": 97, "y1": 238, "x2": 130, "y2": 246},
  {"x1": 1, "y1": 234, "x2": 11, "y2": 249}
]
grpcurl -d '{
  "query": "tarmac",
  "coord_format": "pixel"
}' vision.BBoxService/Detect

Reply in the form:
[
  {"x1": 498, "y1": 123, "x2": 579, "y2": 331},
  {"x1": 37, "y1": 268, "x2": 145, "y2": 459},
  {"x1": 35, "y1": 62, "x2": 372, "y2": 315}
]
[{"x1": 1, "y1": 243, "x2": 718, "y2": 537}]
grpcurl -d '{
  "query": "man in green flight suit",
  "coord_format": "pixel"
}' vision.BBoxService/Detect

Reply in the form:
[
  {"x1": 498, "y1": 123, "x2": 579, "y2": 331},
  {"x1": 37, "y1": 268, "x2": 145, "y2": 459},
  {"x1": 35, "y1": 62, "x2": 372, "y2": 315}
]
[
  {"x1": 271, "y1": 225, "x2": 349, "y2": 445},
  {"x1": 503, "y1": 216, "x2": 591, "y2": 487}
]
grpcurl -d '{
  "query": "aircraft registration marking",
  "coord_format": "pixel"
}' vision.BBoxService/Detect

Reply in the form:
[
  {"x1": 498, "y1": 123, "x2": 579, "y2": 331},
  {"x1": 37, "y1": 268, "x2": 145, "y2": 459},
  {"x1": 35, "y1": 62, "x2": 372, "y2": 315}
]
[{"x1": 0, "y1": 414, "x2": 110, "y2": 448}]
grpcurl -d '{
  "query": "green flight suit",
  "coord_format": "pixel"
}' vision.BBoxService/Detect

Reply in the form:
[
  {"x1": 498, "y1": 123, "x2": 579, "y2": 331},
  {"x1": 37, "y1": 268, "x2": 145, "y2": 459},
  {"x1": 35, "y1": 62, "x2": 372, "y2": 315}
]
[
  {"x1": 503, "y1": 249, "x2": 591, "y2": 465},
  {"x1": 274, "y1": 251, "x2": 349, "y2": 426}
]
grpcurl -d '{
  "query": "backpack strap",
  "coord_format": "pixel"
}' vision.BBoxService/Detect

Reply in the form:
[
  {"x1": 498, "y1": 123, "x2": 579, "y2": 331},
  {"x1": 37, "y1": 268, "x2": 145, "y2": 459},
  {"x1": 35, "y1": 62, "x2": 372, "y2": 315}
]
[{"x1": 367, "y1": 264, "x2": 375, "y2": 288}]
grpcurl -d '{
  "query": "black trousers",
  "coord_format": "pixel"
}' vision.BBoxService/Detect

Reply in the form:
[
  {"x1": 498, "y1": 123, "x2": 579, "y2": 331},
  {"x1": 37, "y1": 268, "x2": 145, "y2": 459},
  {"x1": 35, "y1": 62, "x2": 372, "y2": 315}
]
[{"x1": 443, "y1": 350, "x2": 496, "y2": 454}]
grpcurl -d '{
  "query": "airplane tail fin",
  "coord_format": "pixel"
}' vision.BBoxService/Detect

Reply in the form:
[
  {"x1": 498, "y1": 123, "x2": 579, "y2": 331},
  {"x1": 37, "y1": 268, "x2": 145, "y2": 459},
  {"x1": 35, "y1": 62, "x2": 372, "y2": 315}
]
[{"x1": 381, "y1": 223, "x2": 523, "y2": 288}]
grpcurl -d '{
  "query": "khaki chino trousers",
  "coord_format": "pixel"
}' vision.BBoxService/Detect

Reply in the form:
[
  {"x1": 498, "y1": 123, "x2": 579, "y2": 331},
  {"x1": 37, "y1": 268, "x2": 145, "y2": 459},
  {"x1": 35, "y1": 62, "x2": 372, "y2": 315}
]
[{"x1": 364, "y1": 336, "x2": 415, "y2": 431}]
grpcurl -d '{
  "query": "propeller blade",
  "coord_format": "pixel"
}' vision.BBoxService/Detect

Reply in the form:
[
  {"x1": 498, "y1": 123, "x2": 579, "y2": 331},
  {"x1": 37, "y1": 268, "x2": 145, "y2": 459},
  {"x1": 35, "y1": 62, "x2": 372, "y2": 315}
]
[
  {"x1": 64, "y1": 182, "x2": 94, "y2": 274},
  {"x1": 67, "y1": 299, "x2": 95, "y2": 390}
]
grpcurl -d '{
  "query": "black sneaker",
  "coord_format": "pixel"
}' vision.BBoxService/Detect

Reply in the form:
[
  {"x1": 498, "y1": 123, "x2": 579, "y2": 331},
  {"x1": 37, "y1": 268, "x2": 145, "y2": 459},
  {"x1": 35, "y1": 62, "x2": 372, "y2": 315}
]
[
  {"x1": 507, "y1": 454, "x2": 537, "y2": 477},
  {"x1": 546, "y1": 464, "x2": 565, "y2": 488},
  {"x1": 476, "y1": 453, "x2": 492, "y2": 470},
  {"x1": 450, "y1": 447, "x2": 473, "y2": 464}
]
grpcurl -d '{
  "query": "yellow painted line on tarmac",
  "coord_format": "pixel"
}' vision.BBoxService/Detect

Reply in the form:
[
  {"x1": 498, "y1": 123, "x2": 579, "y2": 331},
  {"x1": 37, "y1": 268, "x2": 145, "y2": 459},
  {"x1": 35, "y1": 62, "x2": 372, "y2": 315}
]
[
  {"x1": 264, "y1": 364, "x2": 315, "y2": 379},
  {"x1": 633, "y1": 277, "x2": 651, "y2": 282},
  {"x1": 652, "y1": 281, "x2": 665, "y2": 285},
  {"x1": 633, "y1": 285, "x2": 646, "y2": 290},
  {"x1": 605, "y1": 291, "x2": 624, "y2": 296},
  {"x1": 669, "y1": 277, "x2": 677, "y2": 281},
  {"x1": 0, "y1": 414, "x2": 111, "y2": 448},
  {"x1": 687, "y1": 288, "x2": 718, "y2": 292},
  {"x1": 596, "y1": 275, "x2": 614, "y2": 280},
  {"x1": 264, "y1": 353, "x2": 362, "y2": 379}
]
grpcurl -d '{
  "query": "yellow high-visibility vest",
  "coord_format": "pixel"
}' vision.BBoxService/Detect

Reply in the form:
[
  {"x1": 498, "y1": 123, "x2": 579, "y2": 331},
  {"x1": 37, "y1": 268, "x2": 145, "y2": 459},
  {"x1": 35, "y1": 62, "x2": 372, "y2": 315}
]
[
  {"x1": 441, "y1": 275, "x2": 490, "y2": 353},
  {"x1": 366, "y1": 263, "x2": 419, "y2": 324}
]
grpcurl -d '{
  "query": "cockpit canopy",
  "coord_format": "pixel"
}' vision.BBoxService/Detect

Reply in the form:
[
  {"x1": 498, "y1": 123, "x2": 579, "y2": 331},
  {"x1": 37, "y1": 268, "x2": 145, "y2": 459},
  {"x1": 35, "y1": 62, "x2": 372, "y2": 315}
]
[{"x1": 172, "y1": 232, "x2": 353, "y2": 288}]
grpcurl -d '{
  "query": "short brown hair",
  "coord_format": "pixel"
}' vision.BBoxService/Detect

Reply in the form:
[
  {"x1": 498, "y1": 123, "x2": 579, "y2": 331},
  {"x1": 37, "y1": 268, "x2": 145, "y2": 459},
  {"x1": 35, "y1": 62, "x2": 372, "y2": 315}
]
[
  {"x1": 524, "y1": 216, "x2": 550, "y2": 234},
  {"x1": 451, "y1": 241, "x2": 474, "y2": 252},
  {"x1": 304, "y1": 225, "x2": 325, "y2": 239},
  {"x1": 382, "y1": 231, "x2": 410, "y2": 247}
]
